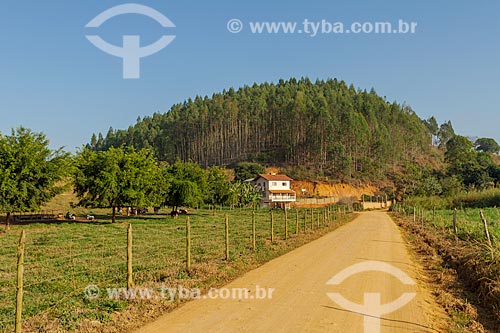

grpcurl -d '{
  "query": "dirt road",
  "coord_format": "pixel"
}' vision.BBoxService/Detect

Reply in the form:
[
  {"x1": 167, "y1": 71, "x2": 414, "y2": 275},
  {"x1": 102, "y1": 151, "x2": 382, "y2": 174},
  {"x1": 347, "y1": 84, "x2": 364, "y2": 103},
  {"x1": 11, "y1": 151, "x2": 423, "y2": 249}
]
[{"x1": 135, "y1": 211, "x2": 442, "y2": 332}]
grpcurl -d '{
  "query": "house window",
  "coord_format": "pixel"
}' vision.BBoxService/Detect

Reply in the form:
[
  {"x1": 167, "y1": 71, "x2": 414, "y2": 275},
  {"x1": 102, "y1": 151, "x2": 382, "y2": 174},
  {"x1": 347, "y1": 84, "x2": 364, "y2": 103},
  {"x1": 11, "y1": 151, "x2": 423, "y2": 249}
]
[
  {"x1": 272, "y1": 182, "x2": 277, "y2": 186},
  {"x1": 282, "y1": 182, "x2": 287, "y2": 186}
]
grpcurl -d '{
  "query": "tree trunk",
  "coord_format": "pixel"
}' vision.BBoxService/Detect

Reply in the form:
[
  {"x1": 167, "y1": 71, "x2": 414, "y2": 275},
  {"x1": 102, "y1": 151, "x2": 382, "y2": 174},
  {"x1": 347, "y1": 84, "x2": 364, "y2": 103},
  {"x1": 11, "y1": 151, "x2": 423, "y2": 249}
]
[
  {"x1": 112, "y1": 206, "x2": 116, "y2": 223},
  {"x1": 5, "y1": 212, "x2": 11, "y2": 231}
]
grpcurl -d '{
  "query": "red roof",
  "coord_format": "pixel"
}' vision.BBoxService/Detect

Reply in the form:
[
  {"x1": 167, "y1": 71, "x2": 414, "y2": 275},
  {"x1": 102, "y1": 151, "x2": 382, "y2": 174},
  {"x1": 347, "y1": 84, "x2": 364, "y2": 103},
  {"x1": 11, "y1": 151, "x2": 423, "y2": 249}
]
[{"x1": 255, "y1": 174, "x2": 293, "y2": 181}]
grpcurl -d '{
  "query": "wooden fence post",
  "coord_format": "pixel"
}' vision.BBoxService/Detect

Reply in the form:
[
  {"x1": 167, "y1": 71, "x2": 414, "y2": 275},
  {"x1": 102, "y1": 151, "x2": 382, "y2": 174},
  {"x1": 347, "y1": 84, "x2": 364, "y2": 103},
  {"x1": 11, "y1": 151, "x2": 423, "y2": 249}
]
[
  {"x1": 5, "y1": 212, "x2": 11, "y2": 232},
  {"x1": 225, "y1": 214, "x2": 230, "y2": 260},
  {"x1": 270, "y1": 211, "x2": 274, "y2": 243},
  {"x1": 295, "y1": 209, "x2": 299, "y2": 235},
  {"x1": 479, "y1": 210, "x2": 492, "y2": 247},
  {"x1": 453, "y1": 208, "x2": 458, "y2": 239},
  {"x1": 252, "y1": 211, "x2": 256, "y2": 251},
  {"x1": 186, "y1": 217, "x2": 191, "y2": 270},
  {"x1": 284, "y1": 208, "x2": 288, "y2": 240},
  {"x1": 303, "y1": 210, "x2": 307, "y2": 233},
  {"x1": 413, "y1": 207, "x2": 416, "y2": 223},
  {"x1": 15, "y1": 230, "x2": 26, "y2": 333},
  {"x1": 127, "y1": 224, "x2": 133, "y2": 288},
  {"x1": 310, "y1": 209, "x2": 314, "y2": 230}
]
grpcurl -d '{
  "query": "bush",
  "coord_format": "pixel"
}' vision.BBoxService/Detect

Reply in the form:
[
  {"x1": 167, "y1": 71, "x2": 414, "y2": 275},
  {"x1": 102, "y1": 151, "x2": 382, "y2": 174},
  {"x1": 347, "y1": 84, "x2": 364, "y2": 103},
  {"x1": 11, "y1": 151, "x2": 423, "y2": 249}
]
[{"x1": 405, "y1": 188, "x2": 500, "y2": 209}]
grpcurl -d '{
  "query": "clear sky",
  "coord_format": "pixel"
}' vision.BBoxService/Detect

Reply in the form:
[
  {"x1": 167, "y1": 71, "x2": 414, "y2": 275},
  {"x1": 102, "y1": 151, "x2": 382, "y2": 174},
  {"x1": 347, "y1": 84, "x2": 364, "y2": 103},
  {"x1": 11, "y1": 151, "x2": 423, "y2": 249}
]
[{"x1": 1, "y1": 0, "x2": 499, "y2": 151}]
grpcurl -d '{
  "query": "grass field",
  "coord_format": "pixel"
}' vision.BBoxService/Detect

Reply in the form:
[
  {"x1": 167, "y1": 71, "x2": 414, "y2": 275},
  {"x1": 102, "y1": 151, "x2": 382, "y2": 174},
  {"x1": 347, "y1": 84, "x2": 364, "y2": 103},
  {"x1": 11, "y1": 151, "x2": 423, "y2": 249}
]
[
  {"x1": 0, "y1": 206, "x2": 352, "y2": 332},
  {"x1": 393, "y1": 204, "x2": 500, "y2": 243}
]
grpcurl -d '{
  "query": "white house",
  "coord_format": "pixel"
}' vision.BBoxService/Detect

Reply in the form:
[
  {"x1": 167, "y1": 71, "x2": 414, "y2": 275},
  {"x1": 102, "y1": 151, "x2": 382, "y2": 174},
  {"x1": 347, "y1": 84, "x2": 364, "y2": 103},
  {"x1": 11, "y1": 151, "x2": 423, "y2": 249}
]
[{"x1": 252, "y1": 174, "x2": 296, "y2": 208}]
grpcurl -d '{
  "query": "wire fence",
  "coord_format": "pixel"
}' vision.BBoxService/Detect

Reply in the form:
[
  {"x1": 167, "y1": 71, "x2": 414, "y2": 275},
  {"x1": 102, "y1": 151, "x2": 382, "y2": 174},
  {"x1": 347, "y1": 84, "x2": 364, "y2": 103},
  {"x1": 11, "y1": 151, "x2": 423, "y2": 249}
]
[
  {"x1": 0, "y1": 206, "x2": 352, "y2": 333},
  {"x1": 392, "y1": 203, "x2": 500, "y2": 245}
]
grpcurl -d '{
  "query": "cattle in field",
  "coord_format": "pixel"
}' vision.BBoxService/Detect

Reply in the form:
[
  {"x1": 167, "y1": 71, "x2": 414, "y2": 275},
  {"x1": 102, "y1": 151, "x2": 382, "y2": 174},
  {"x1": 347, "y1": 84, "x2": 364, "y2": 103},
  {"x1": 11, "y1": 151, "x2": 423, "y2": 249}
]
[
  {"x1": 170, "y1": 210, "x2": 179, "y2": 218},
  {"x1": 179, "y1": 209, "x2": 189, "y2": 215}
]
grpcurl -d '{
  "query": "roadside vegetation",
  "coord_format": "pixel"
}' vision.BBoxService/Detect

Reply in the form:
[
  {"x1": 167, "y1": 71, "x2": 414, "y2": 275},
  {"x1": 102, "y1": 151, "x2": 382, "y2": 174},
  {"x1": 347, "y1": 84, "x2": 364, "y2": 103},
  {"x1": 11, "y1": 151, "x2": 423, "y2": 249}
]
[{"x1": 391, "y1": 203, "x2": 500, "y2": 331}]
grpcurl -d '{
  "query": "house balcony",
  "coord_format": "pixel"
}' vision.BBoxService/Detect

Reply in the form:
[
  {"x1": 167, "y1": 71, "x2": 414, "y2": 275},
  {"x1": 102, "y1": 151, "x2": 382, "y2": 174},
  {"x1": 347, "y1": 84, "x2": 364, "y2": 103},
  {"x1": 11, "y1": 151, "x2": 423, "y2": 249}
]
[{"x1": 268, "y1": 190, "x2": 297, "y2": 202}]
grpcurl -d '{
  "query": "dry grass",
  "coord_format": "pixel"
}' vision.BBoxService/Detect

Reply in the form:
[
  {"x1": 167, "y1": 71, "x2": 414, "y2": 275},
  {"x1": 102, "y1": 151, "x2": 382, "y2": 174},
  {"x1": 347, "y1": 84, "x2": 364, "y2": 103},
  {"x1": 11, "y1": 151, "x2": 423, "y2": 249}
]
[{"x1": 392, "y1": 208, "x2": 500, "y2": 332}]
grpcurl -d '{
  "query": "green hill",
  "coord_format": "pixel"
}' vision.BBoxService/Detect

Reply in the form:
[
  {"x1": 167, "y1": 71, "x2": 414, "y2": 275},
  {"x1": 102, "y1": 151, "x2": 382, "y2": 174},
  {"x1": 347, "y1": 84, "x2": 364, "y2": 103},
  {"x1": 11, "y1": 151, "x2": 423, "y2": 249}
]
[{"x1": 89, "y1": 78, "x2": 434, "y2": 183}]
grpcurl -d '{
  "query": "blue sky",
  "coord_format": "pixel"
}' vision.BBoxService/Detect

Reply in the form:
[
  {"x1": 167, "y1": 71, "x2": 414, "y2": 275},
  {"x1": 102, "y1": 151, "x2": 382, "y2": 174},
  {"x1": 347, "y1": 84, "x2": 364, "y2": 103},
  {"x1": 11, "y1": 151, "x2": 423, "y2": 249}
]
[{"x1": 1, "y1": 0, "x2": 499, "y2": 151}]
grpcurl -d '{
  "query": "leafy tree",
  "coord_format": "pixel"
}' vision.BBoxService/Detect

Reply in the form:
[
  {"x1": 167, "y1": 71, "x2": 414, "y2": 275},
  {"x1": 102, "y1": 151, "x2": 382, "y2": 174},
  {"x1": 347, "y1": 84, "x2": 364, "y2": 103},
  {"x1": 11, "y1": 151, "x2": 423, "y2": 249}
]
[
  {"x1": 475, "y1": 137, "x2": 500, "y2": 154},
  {"x1": 0, "y1": 128, "x2": 68, "y2": 230},
  {"x1": 393, "y1": 162, "x2": 444, "y2": 199},
  {"x1": 438, "y1": 121, "x2": 455, "y2": 148},
  {"x1": 74, "y1": 147, "x2": 158, "y2": 223},
  {"x1": 165, "y1": 179, "x2": 202, "y2": 211},
  {"x1": 87, "y1": 133, "x2": 97, "y2": 150},
  {"x1": 440, "y1": 175, "x2": 463, "y2": 196},
  {"x1": 161, "y1": 160, "x2": 208, "y2": 210},
  {"x1": 207, "y1": 166, "x2": 231, "y2": 213},
  {"x1": 233, "y1": 162, "x2": 266, "y2": 182},
  {"x1": 424, "y1": 116, "x2": 439, "y2": 145},
  {"x1": 424, "y1": 116, "x2": 438, "y2": 136},
  {"x1": 445, "y1": 135, "x2": 474, "y2": 176},
  {"x1": 444, "y1": 137, "x2": 497, "y2": 190},
  {"x1": 487, "y1": 163, "x2": 500, "y2": 187},
  {"x1": 228, "y1": 182, "x2": 261, "y2": 208}
]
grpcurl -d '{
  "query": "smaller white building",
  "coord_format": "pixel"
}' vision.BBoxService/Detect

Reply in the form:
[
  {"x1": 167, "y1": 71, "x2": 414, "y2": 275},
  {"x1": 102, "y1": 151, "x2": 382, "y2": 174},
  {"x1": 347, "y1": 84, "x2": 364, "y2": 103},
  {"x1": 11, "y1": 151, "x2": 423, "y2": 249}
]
[{"x1": 252, "y1": 174, "x2": 296, "y2": 208}]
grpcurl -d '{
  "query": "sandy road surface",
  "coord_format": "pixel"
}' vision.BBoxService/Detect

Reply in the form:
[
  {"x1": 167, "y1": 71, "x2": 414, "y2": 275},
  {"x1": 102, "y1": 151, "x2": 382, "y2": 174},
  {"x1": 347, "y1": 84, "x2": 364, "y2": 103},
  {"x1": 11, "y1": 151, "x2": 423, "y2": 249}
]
[{"x1": 135, "y1": 211, "x2": 441, "y2": 333}]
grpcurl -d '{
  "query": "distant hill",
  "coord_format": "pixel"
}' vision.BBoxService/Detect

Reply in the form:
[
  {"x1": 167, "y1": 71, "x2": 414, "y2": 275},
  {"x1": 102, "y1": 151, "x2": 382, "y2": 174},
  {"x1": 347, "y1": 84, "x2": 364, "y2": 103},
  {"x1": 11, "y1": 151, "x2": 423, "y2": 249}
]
[{"x1": 89, "y1": 78, "x2": 434, "y2": 183}]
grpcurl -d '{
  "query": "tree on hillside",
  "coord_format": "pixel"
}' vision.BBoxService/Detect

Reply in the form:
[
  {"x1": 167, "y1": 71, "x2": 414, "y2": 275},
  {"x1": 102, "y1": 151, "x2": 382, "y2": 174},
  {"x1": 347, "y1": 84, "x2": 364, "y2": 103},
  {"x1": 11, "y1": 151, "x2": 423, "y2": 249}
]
[
  {"x1": 0, "y1": 128, "x2": 69, "y2": 230},
  {"x1": 445, "y1": 135, "x2": 474, "y2": 175},
  {"x1": 393, "y1": 163, "x2": 441, "y2": 199},
  {"x1": 445, "y1": 136, "x2": 496, "y2": 189},
  {"x1": 445, "y1": 135, "x2": 473, "y2": 157},
  {"x1": 74, "y1": 147, "x2": 159, "y2": 223},
  {"x1": 233, "y1": 162, "x2": 266, "y2": 182},
  {"x1": 424, "y1": 116, "x2": 439, "y2": 145},
  {"x1": 437, "y1": 121, "x2": 455, "y2": 148},
  {"x1": 475, "y1": 137, "x2": 500, "y2": 154}
]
